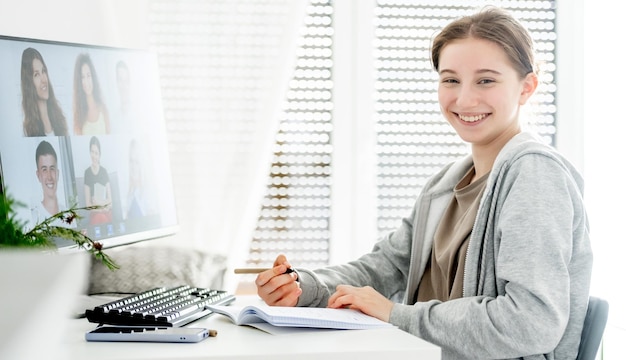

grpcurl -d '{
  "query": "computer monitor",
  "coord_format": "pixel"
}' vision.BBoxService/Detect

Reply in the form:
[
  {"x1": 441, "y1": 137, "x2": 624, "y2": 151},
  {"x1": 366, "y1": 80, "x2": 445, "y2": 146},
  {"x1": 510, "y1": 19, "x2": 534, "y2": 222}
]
[{"x1": 0, "y1": 35, "x2": 178, "y2": 251}]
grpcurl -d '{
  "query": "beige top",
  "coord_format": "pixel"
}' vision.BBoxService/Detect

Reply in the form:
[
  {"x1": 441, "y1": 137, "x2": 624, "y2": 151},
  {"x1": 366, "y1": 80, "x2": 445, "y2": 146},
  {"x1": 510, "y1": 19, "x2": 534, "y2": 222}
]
[
  {"x1": 416, "y1": 166, "x2": 489, "y2": 302},
  {"x1": 82, "y1": 111, "x2": 107, "y2": 135}
]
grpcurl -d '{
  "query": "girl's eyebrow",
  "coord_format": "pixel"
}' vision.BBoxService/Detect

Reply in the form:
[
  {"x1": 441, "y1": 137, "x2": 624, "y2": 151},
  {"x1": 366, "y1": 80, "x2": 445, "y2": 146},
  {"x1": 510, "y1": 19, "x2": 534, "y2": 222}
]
[
  {"x1": 439, "y1": 68, "x2": 503, "y2": 75},
  {"x1": 477, "y1": 69, "x2": 502, "y2": 75}
]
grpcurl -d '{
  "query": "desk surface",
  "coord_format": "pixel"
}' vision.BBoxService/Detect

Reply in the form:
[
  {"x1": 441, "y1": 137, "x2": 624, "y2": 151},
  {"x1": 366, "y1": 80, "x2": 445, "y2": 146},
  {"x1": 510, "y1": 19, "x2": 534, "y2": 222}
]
[{"x1": 65, "y1": 295, "x2": 440, "y2": 360}]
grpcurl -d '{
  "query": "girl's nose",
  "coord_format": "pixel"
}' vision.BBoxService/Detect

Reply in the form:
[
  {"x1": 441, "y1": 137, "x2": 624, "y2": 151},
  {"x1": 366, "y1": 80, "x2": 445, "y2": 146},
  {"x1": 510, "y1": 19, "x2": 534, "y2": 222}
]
[{"x1": 456, "y1": 85, "x2": 478, "y2": 108}]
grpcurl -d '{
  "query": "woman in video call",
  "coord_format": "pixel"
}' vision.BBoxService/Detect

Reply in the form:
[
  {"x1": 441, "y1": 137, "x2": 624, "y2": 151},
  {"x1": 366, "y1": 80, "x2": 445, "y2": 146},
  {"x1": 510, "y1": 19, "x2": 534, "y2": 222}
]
[
  {"x1": 20, "y1": 47, "x2": 69, "y2": 137},
  {"x1": 84, "y1": 136, "x2": 112, "y2": 224},
  {"x1": 73, "y1": 53, "x2": 110, "y2": 135},
  {"x1": 255, "y1": 7, "x2": 592, "y2": 359}
]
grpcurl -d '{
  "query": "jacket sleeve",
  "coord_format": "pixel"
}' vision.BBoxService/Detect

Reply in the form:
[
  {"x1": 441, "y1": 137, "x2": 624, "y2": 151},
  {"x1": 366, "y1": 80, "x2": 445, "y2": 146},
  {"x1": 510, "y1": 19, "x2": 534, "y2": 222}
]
[
  {"x1": 297, "y1": 205, "x2": 417, "y2": 307},
  {"x1": 389, "y1": 151, "x2": 591, "y2": 359}
]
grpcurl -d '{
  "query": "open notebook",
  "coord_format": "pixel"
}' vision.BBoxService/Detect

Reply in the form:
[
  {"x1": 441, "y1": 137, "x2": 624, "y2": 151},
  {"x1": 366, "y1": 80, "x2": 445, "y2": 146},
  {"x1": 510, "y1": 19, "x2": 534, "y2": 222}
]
[
  {"x1": 208, "y1": 303, "x2": 393, "y2": 335},
  {"x1": 0, "y1": 250, "x2": 89, "y2": 360}
]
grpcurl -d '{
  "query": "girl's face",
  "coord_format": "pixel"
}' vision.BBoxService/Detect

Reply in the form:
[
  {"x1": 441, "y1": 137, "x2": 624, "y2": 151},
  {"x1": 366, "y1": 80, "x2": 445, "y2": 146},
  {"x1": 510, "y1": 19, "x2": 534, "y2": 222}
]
[
  {"x1": 81, "y1": 63, "x2": 94, "y2": 96},
  {"x1": 32, "y1": 58, "x2": 49, "y2": 101},
  {"x1": 437, "y1": 37, "x2": 537, "y2": 148}
]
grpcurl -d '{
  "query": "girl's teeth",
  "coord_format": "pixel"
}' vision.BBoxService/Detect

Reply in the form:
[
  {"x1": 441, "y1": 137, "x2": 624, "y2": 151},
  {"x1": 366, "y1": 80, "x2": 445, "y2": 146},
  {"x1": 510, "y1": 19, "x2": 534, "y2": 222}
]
[{"x1": 459, "y1": 114, "x2": 486, "y2": 122}]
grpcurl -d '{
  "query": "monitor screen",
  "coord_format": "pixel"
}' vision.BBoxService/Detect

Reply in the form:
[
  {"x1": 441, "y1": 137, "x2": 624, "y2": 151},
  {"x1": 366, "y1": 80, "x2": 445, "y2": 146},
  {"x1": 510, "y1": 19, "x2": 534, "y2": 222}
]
[{"x1": 0, "y1": 35, "x2": 178, "y2": 251}]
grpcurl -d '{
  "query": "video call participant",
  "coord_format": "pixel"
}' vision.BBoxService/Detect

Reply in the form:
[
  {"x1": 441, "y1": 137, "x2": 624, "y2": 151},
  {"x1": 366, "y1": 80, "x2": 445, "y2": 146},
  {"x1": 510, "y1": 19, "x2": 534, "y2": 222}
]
[
  {"x1": 125, "y1": 139, "x2": 154, "y2": 219},
  {"x1": 112, "y1": 60, "x2": 140, "y2": 135},
  {"x1": 20, "y1": 48, "x2": 69, "y2": 137},
  {"x1": 73, "y1": 53, "x2": 111, "y2": 135},
  {"x1": 255, "y1": 7, "x2": 592, "y2": 359},
  {"x1": 116, "y1": 60, "x2": 132, "y2": 119},
  {"x1": 84, "y1": 136, "x2": 112, "y2": 224},
  {"x1": 31, "y1": 140, "x2": 68, "y2": 227}
]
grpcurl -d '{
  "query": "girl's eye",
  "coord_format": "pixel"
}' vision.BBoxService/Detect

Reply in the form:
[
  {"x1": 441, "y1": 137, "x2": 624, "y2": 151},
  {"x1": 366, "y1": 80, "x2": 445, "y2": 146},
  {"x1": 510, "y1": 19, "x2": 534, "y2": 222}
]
[
  {"x1": 478, "y1": 78, "x2": 495, "y2": 85},
  {"x1": 441, "y1": 78, "x2": 459, "y2": 84}
]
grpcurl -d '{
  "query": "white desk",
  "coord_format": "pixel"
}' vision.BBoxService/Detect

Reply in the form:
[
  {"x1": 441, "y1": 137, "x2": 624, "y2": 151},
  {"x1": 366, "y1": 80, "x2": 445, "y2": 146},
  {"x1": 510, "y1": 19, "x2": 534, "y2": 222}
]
[{"x1": 65, "y1": 295, "x2": 441, "y2": 360}]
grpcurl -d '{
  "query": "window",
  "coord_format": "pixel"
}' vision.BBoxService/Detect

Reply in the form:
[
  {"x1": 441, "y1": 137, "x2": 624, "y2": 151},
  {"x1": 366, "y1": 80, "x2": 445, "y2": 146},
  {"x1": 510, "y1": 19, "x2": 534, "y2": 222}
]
[{"x1": 148, "y1": 0, "x2": 559, "y2": 273}]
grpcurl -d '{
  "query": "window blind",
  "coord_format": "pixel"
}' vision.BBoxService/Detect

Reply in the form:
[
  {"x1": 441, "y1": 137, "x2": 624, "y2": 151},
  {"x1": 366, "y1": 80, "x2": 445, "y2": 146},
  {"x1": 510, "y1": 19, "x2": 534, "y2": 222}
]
[
  {"x1": 373, "y1": 0, "x2": 557, "y2": 238},
  {"x1": 247, "y1": 0, "x2": 334, "y2": 269}
]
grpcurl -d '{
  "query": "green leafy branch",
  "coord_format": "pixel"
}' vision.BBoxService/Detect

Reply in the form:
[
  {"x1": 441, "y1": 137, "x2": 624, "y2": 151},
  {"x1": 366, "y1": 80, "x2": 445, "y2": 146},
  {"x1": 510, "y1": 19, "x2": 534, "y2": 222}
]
[{"x1": 0, "y1": 193, "x2": 119, "y2": 271}]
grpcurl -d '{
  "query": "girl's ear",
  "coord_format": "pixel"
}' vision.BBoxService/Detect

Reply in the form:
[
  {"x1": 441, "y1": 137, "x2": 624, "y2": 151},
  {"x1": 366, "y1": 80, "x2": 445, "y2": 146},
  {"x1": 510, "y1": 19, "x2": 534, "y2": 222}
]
[{"x1": 519, "y1": 72, "x2": 538, "y2": 105}]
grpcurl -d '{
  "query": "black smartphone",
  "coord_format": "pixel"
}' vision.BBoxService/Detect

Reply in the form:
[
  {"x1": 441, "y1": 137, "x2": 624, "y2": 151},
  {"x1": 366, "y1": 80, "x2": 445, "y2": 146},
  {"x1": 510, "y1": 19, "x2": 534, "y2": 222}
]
[{"x1": 85, "y1": 326, "x2": 210, "y2": 343}]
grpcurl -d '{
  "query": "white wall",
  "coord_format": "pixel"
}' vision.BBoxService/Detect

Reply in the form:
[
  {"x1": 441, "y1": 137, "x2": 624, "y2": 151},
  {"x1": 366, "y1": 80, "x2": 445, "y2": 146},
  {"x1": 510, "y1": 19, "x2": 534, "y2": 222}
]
[
  {"x1": 583, "y1": 1, "x2": 626, "y2": 357},
  {"x1": 0, "y1": 0, "x2": 147, "y2": 49}
]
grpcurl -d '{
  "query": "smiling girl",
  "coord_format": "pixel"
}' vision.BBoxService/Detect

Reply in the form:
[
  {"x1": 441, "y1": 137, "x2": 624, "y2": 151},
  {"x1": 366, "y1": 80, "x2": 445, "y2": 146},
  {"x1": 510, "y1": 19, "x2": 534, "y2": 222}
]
[
  {"x1": 72, "y1": 53, "x2": 111, "y2": 135},
  {"x1": 21, "y1": 48, "x2": 69, "y2": 137},
  {"x1": 255, "y1": 7, "x2": 592, "y2": 359}
]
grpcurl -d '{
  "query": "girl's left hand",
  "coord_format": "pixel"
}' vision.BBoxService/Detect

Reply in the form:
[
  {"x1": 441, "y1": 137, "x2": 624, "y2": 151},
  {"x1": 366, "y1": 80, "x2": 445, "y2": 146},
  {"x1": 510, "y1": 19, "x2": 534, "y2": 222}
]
[{"x1": 327, "y1": 284, "x2": 394, "y2": 322}]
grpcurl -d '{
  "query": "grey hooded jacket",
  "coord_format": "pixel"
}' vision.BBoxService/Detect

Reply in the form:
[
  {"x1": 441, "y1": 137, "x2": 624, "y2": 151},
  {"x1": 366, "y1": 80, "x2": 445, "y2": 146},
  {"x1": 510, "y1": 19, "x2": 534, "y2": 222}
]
[{"x1": 296, "y1": 132, "x2": 593, "y2": 359}]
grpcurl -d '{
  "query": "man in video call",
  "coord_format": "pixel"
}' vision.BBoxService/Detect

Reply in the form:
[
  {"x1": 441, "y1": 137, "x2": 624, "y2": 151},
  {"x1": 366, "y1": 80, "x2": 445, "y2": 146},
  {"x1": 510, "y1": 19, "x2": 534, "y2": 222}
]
[{"x1": 31, "y1": 140, "x2": 70, "y2": 228}]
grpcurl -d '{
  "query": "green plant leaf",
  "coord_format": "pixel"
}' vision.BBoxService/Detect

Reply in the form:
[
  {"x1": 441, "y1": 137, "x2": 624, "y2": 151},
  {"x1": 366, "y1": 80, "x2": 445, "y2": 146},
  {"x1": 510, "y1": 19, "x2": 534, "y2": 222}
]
[{"x1": 1, "y1": 192, "x2": 119, "y2": 270}]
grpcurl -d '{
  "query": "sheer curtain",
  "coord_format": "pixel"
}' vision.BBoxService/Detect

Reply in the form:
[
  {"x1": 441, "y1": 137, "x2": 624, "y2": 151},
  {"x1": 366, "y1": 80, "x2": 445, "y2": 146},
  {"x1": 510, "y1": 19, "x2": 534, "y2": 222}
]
[{"x1": 146, "y1": 1, "x2": 307, "y2": 291}]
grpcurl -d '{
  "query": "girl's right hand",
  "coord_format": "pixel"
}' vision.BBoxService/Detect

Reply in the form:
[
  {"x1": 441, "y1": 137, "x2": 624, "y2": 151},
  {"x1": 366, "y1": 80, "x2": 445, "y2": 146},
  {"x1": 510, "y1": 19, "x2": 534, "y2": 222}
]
[{"x1": 255, "y1": 254, "x2": 302, "y2": 306}]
